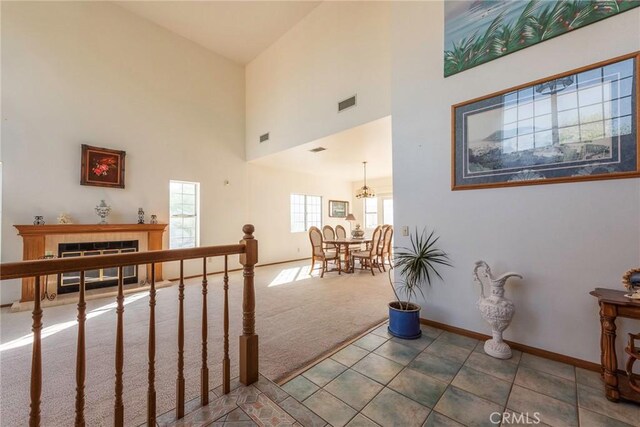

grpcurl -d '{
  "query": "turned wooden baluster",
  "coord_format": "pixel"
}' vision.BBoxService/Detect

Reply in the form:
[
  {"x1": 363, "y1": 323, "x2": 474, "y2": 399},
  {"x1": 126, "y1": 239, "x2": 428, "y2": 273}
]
[
  {"x1": 29, "y1": 276, "x2": 42, "y2": 427},
  {"x1": 75, "y1": 271, "x2": 86, "y2": 427},
  {"x1": 201, "y1": 258, "x2": 209, "y2": 405},
  {"x1": 176, "y1": 260, "x2": 185, "y2": 419},
  {"x1": 147, "y1": 265, "x2": 157, "y2": 425},
  {"x1": 239, "y1": 225, "x2": 258, "y2": 385},
  {"x1": 222, "y1": 255, "x2": 230, "y2": 394},
  {"x1": 114, "y1": 267, "x2": 125, "y2": 427}
]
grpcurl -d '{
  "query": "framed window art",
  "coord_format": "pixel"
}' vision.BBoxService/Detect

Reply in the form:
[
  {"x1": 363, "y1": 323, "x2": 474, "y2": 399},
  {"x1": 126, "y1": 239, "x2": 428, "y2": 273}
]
[{"x1": 452, "y1": 52, "x2": 639, "y2": 190}]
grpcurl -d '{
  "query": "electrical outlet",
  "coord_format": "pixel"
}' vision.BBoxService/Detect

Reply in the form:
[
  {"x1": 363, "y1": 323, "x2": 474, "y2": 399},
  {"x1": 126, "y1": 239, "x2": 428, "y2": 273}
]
[{"x1": 402, "y1": 226, "x2": 409, "y2": 236}]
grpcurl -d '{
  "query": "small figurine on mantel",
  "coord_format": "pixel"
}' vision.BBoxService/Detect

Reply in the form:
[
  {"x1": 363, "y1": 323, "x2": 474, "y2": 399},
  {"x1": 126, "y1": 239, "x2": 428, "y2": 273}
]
[
  {"x1": 57, "y1": 213, "x2": 73, "y2": 224},
  {"x1": 137, "y1": 208, "x2": 145, "y2": 224},
  {"x1": 150, "y1": 214, "x2": 158, "y2": 224}
]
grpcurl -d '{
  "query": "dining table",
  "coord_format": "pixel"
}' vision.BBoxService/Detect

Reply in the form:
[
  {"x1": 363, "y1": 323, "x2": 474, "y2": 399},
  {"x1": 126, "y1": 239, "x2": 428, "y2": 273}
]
[{"x1": 324, "y1": 237, "x2": 372, "y2": 273}]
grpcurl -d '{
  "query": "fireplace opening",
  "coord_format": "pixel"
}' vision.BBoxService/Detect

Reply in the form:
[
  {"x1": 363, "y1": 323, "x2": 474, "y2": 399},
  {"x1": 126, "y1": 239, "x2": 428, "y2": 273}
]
[{"x1": 57, "y1": 240, "x2": 139, "y2": 294}]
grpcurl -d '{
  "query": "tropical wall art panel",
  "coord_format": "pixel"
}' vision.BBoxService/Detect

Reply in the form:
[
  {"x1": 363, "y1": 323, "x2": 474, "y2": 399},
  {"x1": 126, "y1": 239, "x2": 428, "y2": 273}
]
[
  {"x1": 451, "y1": 53, "x2": 639, "y2": 190},
  {"x1": 444, "y1": 0, "x2": 640, "y2": 77}
]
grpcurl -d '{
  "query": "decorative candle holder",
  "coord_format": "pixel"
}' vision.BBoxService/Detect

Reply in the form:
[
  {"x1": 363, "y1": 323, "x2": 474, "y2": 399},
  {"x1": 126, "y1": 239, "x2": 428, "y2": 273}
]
[
  {"x1": 138, "y1": 208, "x2": 145, "y2": 224},
  {"x1": 95, "y1": 200, "x2": 112, "y2": 225},
  {"x1": 351, "y1": 224, "x2": 365, "y2": 238},
  {"x1": 33, "y1": 216, "x2": 45, "y2": 226}
]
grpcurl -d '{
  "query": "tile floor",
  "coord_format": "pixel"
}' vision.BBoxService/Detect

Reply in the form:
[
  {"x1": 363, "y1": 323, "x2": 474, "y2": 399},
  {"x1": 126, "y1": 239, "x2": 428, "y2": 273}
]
[
  {"x1": 282, "y1": 322, "x2": 640, "y2": 427},
  {"x1": 162, "y1": 322, "x2": 640, "y2": 427}
]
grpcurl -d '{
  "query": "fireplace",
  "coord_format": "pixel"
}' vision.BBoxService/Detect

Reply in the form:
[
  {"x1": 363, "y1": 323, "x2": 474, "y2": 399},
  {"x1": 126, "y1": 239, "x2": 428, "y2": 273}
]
[{"x1": 57, "y1": 240, "x2": 139, "y2": 294}]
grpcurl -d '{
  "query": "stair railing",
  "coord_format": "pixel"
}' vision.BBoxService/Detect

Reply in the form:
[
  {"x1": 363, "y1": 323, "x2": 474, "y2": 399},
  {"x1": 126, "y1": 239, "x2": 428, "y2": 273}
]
[{"x1": 0, "y1": 224, "x2": 258, "y2": 427}]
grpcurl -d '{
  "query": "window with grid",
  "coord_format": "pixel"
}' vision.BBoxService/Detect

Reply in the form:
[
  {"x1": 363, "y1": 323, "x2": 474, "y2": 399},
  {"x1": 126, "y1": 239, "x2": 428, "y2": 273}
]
[
  {"x1": 500, "y1": 59, "x2": 633, "y2": 154},
  {"x1": 169, "y1": 180, "x2": 200, "y2": 249},
  {"x1": 364, "y1": 197, "x2": 378, "y2": 229},
  {"x1": 290, "y1": 194, "x2": 322, "y2": 232}
]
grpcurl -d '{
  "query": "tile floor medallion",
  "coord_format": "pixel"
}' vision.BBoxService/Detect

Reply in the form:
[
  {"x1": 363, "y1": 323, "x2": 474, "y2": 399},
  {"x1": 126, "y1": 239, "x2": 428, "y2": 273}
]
[{"x1": 166, "y1": 322, "x2": 640, "y2": 427}]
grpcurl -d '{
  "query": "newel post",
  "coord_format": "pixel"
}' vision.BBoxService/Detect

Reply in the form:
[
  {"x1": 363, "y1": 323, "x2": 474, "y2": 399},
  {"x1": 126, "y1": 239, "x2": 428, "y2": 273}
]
[{"x1": 239, "y1": 224, "x2": 259, "y2": 385}]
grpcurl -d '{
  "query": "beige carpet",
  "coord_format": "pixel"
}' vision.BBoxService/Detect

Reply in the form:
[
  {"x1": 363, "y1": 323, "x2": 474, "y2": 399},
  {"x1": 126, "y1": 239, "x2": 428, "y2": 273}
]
[{"x1": 0, "y1": 260, "x2": 393, "y2": 426}]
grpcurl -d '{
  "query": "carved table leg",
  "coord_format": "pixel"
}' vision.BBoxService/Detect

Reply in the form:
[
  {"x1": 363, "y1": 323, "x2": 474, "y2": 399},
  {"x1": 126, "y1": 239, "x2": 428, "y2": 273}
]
[
  {"x1": 600, "y1": 304, "x2": 606, "y2": 379},
  {"x1": 601, "y1": 304, "x2": 619, "y2": 402}
]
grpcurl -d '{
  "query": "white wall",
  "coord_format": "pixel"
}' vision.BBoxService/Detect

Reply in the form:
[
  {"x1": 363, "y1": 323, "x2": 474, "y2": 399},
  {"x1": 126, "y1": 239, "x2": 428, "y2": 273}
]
[
  {"x1": 0, "y1": 1, "x2": 249, "y2": 304},
  {"x1": 391, "y1": 2, "x2": 640, "y2": 363},
  {"x1": 248, "y1": 163, "x2": 353, "y2": 265},
  {"x1": 0, "y1": 0, "x2": 363, "y2": 305},
  {"x1": 246, "y1": 1, "x2": 391, "y2": 160}
]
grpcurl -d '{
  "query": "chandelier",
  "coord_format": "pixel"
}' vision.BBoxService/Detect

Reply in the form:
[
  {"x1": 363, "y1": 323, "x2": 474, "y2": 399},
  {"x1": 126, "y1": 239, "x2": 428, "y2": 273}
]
[{"x1": 355, "y1": 161, "x2": 375, "y2": 199}]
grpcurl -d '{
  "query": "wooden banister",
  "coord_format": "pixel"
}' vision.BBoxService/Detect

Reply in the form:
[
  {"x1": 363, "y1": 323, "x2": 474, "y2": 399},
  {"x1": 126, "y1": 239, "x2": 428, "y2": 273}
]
[
  {"x1": 147, "y1": 265, "x2": 157, "y2": 425},
  {"x1": 75, "y1": 272, "x2": 86, "y2": 427},
  {"x1": 29, "y1": 276, "x2": 42, "y2": 427},
  {"x1": 0, "y1": 244, "x2": 245, "y2": 279},
  {"x1": 222, "y1": 255, "x2": 231, "y2": 394},
  {"x1": 2, "y1": 225, "x2": 258, "y2": 426},
  {"x1": 239, "y1": 225, "x2": 259, "y2": 385},
  {"x1": 201, "y1": 258, "x2": 209, "y2": 405},
  {"x1": 176, "y1": 260, "x2": 185, "y2": 419},
  {"x1": 114, "y1": 267, "x2": 125, "y2": 427}
]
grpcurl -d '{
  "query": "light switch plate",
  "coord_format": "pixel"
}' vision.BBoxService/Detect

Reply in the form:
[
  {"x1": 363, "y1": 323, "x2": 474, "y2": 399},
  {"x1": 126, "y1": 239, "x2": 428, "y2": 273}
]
[{"x1": 402, "y1": 226, "x2": 409, "y2": 236}]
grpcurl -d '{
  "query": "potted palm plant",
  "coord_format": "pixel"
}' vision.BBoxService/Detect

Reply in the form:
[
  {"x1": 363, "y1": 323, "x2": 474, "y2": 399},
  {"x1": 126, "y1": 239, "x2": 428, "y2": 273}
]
[{"x1": 388, "y1": 228, "x2": 452, "y2": 339}]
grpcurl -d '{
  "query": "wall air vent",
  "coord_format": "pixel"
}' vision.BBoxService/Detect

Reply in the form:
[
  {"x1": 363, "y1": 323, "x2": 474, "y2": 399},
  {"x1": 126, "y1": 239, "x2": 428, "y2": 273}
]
[
  {"x1": 338, "y1": 95, "x2": 357, "y2": 112},
  {"x1": 309, "y1": 147, "x2": 327, "y2": 153},
  {"x1": 259, "y1": 132, "x2": 270, "y2": 143}
]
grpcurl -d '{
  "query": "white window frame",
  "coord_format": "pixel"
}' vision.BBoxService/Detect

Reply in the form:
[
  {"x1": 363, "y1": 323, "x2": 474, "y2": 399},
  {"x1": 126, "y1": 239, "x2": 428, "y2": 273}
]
[
  {"x1": 364, "y1": 197, "x2": 379, "y2": 229},
  {"x1": 169, "y1": 180, "x2": 200, "y2": 249},
  {"x1": 290, "y1": 194, "x2": 322, "y2": 232}
]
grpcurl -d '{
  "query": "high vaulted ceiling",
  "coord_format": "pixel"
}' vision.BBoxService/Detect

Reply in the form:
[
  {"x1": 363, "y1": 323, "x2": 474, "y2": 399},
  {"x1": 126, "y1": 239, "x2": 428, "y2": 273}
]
[
  {"x1": 116, "y1": 1, "x2": 321, "y2": 64},
  {"x1": 250, "y1": 116, "x2": 393, "y2": 181}
]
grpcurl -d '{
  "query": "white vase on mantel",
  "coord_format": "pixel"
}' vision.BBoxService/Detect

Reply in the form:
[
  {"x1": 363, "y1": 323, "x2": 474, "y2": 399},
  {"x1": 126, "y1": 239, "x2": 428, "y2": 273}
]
[
  {"x1": 95, "y1": 200, "x2": 112, "y2": 225},
  {"x1": 473, "y1": 260, "x2": 523, "y2": 360}
]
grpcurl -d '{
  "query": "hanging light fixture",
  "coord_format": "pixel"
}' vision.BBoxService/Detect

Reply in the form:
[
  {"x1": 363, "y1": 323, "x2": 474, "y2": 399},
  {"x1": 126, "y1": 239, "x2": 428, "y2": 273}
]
[{"x1": 355, "y1": 161, "x2": 375, "y2": 199}]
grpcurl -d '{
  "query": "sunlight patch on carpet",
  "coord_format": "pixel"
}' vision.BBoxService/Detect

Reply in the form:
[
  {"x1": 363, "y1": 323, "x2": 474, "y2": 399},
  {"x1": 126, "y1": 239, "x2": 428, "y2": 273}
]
[{"x1": 0, "y1": 291, "x2": 151, "y2": 352}]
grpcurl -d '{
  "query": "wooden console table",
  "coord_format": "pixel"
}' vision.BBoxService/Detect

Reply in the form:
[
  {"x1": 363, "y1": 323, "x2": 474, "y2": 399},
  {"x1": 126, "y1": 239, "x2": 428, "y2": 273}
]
[
  {"x1": 590, "y1": 288, "x2": 640, "y2": 403},
  {"x1": 14, "y1": 224, "x2": 167, "y2": 302}
]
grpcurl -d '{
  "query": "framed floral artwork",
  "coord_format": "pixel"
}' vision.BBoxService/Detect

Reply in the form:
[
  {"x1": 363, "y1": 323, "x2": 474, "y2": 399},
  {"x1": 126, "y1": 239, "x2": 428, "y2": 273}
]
[
  {"x1": 452, "y1": 52, "x2": 639, "y2": 190},
  {"x1": 80, "y1": 144, "x2": 126, "y2": 188}
]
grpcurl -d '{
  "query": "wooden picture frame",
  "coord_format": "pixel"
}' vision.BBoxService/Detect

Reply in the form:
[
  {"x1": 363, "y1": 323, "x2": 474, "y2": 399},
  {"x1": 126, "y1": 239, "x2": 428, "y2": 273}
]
[
  {"x1": 452, "y1": 52, "x2": 639, "y2": 190},
  {"x1": 329, "y1": 200, "x2": 349, "y2": 218},
  {"x1": 81, "y1": 144, "x2": 126, "y2": 189}
]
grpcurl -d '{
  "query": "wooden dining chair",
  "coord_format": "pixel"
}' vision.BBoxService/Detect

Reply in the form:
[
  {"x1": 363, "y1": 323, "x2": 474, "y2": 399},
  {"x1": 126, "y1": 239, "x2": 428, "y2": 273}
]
[
  {"x1": 351, "y1": 226, "x2": 383, "y2": 276},
  {"x1": 335, "y1": 225, "x2": 347, "y2": 239},
  {"x1": 322, "y1": 225, "x2": 336, "y2": 251},
  {"x1": 309, "y1": 226, "x2": 341, "y2": 278},
  {"x1": 379, "y1": 226, "x2": 393, "y2": 271}
]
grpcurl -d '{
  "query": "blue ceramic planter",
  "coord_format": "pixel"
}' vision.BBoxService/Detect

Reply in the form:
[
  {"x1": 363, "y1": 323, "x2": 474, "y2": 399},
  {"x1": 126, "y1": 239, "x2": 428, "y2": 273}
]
[{"x1": 388, "y1": 302, "x2": 421, "y2": 339}]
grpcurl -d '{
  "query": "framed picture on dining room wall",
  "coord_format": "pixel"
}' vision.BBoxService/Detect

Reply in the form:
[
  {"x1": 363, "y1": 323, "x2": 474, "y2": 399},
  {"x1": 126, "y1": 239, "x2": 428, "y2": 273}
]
[
  {"x1": 329, "y1": 200, "x2": 349, "y2": 218},
  {"x1": 80, "y1": 144, "x2": 126, "y2": 188},
  {"x1": 452, "y1": 52, "x2": 639, "y2": 190}
]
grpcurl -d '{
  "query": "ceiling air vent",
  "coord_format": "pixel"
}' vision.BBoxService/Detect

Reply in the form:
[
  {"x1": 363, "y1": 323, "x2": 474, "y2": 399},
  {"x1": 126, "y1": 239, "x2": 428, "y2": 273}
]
[
  {"x1": 338, "y1": 95, "x2": 357, "y2": 112},
  {"x1": 309, "y1": 147, "x2": 327, "y2": 153},
  {"x1": 259, "y1": 132, "x2": 270, "y2": 143}
]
